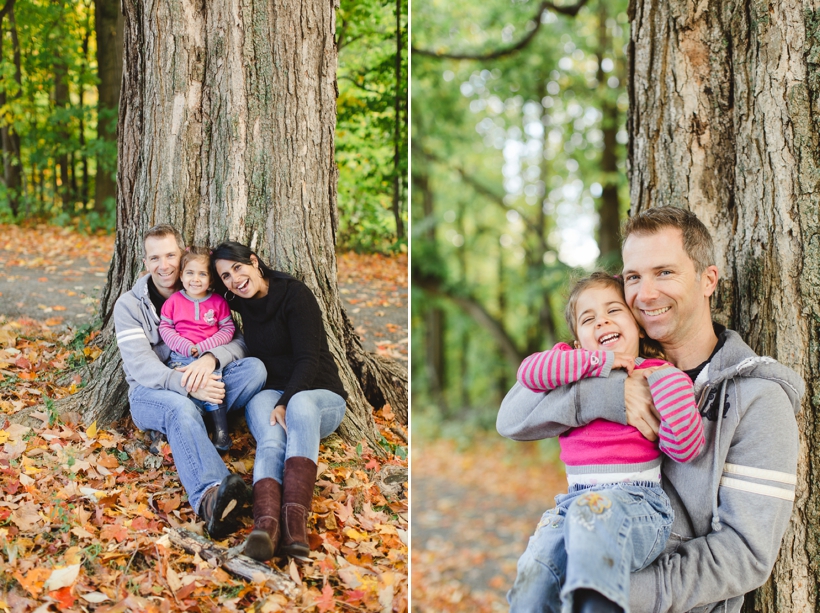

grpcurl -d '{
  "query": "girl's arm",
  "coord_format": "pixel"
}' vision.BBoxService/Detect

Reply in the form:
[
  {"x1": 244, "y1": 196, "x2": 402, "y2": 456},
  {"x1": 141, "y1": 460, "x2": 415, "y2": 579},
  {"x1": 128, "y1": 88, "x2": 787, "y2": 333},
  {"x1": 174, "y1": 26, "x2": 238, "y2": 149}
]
[
  {"x1": 646, "y1": 366, "x2": 704, "y2": 462},
  {"x1": 517, "y1": 343, "x2": 614, "y2": 392},
  {"x1": 195, "y1": 311, "x2": 236, "y2": 355}
]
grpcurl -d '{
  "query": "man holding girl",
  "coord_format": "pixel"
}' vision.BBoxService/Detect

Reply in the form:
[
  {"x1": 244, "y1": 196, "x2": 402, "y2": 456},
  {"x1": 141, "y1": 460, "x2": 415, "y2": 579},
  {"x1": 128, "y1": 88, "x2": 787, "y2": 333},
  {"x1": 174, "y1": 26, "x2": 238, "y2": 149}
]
[{"x1": 498, "y1": 207, "x2": 803, "y2": 612}]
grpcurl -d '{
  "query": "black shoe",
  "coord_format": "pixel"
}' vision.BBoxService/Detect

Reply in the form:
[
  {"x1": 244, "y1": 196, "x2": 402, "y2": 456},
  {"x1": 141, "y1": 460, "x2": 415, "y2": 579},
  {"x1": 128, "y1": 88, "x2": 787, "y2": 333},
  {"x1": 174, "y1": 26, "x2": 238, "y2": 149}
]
[
  {"x1": 199, "y1": 474, "x2": 247, "y2": 539},
  {"x1": 573, "y1": 589, "x2": 623, "y2": 613},
  {"x1": 147, "y1": 430, "x2": 167, "y2": 455},
  {"x1": 210, "y1": 407, "x2": 232, "y2": 453}
]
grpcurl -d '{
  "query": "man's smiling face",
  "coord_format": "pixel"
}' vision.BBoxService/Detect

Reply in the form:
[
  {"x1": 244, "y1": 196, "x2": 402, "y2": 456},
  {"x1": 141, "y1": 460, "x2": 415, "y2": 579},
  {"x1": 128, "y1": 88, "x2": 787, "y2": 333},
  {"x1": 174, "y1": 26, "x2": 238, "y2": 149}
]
[
  {"x1": 622, "y1": 226, "x2": 717, "y2": 348},
  {"x1": 143, "y1": 234, "x2": 183, "y2": 298}
]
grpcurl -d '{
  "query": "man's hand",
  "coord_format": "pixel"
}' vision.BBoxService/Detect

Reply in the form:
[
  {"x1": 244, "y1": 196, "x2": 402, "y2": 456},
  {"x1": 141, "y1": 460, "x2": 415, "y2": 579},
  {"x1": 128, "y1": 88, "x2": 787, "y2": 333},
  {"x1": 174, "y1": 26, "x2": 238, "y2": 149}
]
[
  {"x1": 188, "y1": 374, "x2": 226, "y2": 405},
  {"x1": 270, "y1": 405, "x2": 287, "y2": 430},
  {"x1": 612, "y1": 352, "x2": 635, "y2": 374},
  {"x1": 625, "y1": 369, "x2": 660, "y2": 441},
  {"x1": 178, "y1": 353, "x2": 218, "y2": 392}
]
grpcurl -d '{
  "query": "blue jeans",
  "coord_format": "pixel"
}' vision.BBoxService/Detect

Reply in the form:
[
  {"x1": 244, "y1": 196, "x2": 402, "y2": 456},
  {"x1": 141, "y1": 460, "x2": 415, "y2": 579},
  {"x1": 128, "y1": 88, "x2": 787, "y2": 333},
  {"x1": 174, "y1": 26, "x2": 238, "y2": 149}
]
[
  {"x1": 129, "y1": 357, "x2": 267, "y2": 514},
  {"x1": 508, "y1": 482, "x2": 673, "y2": 613},
  {"x1": 245, "y1": 388, "x2": 346, "y2": 484},
  {"x1": 167, "y1": 351, "x2": 222, "y2": 412}
]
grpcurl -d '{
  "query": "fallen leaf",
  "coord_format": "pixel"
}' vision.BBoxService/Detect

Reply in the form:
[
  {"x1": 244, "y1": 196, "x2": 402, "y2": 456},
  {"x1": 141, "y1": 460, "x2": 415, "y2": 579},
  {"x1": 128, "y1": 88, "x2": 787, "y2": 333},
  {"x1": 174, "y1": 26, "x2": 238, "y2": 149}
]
[{"x1": 44, "y1": 564, "x2": 82, "y2": 592}]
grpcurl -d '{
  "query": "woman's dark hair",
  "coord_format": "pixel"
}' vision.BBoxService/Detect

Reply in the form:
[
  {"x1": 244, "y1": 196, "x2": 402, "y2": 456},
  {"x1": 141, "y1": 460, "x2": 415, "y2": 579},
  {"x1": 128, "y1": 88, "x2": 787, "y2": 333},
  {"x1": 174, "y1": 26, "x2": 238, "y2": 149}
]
[{"x1": 210, "y1": 241, "x2": 276, "y2": 295}]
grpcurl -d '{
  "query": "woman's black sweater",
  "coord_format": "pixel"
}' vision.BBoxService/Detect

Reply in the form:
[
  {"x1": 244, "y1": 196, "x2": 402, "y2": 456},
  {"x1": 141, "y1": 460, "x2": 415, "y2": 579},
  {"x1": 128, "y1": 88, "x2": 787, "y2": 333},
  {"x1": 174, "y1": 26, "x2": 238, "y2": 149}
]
[{"x1": 231, "y1": 272, "x2": 347, "y2": 408}]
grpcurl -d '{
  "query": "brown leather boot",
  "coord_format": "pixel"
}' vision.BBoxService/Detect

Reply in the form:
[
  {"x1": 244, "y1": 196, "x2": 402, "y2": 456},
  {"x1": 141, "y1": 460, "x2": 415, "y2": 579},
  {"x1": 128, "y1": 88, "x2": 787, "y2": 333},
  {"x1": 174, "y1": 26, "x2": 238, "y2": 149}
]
[
  {"x1": 244, "y1": 478, "x2": 282, "y2": 562},
  {"x1": 279, "y1": 457, "x2": 316, "y2": 560}
]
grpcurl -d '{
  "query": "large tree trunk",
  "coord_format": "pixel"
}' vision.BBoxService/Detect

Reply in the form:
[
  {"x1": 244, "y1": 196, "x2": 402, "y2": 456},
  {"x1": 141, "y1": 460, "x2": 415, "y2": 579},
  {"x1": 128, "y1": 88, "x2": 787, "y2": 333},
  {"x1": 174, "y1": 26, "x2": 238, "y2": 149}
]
[
  {"x1": 627, "y1": 1, "x2": 819, "y2": 610},
  {"x1": 56, "y1": 0, "x2": 406, "y2": 448},
  {"x1": 94, "y1": 0, "x2": 123, "y2": 214}
]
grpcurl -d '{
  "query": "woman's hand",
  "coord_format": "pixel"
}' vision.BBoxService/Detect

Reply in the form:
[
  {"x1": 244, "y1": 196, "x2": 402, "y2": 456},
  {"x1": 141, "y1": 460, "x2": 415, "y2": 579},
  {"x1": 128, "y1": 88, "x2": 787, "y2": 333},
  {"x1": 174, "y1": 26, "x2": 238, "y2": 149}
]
[
  {"x1": 179, "y1": 353, "x2": 218, "y2": 392},
  {"x1": 270, "y1": 405, "x2": 287, "y2": 430}
]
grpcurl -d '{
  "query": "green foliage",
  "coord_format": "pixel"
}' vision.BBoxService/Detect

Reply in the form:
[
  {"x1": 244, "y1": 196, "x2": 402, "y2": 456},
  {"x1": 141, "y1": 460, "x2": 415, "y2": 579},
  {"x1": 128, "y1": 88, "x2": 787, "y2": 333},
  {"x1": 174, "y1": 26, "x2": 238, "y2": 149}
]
[
  {"x1": 336, "y1": 0, "x2": 408, "y2": 253},
  {"x1": 0, "y1": 0, "x2": 115, "y2": 228},
  {"x1": 412, "y1": 0, "x2": 631, "y2": 426}
]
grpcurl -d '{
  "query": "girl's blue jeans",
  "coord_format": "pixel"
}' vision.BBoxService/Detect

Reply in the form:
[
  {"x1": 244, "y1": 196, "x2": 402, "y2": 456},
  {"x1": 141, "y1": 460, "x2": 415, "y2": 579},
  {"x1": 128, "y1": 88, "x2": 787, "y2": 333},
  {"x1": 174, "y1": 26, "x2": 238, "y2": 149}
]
[
  {"x1": 244, "y1": 388, "x2": 347, "y2": 485},
  {"x1": 167, "y1": 351, "x2": 222, "y2": 412},
  {"x1": 129, "y1": 357, "x2": 267, "y2": 514},
  {"x1": 508, "y1": 481, "x2": 673, "y2": 613}
]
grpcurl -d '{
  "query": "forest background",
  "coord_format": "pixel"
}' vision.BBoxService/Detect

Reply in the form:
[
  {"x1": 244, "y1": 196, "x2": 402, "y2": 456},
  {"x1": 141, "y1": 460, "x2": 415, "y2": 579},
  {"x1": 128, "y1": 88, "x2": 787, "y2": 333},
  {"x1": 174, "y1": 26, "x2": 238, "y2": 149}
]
[
  {"x1": 411, "y1": 0, "x2": 629, "y2": 608},
  {"x1": 0, "y1": 0, "x2": 408, "y2": 253}
]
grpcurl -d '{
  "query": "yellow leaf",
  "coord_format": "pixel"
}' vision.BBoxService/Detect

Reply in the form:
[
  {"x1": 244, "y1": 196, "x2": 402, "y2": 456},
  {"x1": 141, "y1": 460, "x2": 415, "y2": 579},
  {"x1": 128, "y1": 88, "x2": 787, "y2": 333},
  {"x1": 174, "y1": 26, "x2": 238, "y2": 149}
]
[
  {"x1": 0, "y1": 431, "x2": 7, "y2": 444},
  {"x1": 86, "y1": 421, "x2": 97, "y2": 438},
  {"x1": 344, "y1": 527, "x2": 368, "y2": 542}
]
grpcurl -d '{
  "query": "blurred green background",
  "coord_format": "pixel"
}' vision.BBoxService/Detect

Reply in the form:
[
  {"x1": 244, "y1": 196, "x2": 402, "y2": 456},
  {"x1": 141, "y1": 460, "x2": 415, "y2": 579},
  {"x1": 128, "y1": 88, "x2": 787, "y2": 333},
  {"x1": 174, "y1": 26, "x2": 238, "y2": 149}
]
[{"x1": 411, "y1": 0, "x2": 631, "y2": 437}]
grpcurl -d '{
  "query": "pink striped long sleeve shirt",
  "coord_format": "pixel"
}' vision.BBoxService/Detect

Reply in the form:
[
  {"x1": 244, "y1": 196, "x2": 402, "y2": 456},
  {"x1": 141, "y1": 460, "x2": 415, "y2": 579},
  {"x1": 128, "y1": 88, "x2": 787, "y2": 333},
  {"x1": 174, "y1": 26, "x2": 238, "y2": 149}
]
[{"x1": 516, "y1": 344, "x2": 704, "y2": 484}]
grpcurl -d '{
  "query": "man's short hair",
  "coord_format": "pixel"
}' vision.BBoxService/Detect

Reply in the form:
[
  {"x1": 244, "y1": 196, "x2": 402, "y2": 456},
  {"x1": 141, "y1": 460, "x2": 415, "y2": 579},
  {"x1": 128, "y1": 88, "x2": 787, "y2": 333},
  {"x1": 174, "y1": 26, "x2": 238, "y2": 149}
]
[
  {"x1": 621, "y1": 206, "x2": 715, "y2": 273},
  {"x1": 143, "y1": 224, "x2": 185, "y2": 257}
]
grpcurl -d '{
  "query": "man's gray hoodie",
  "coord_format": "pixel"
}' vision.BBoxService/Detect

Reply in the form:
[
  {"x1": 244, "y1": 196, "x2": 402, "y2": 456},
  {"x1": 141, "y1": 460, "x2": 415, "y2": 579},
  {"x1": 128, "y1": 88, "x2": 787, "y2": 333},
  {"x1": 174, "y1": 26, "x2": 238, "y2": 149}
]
[
  {"x1": 114, "y1": 274, "x2": 247, "y2": 396},
  {"x1": 497, "y1": 328, "x2": 803, "y2": 613}
]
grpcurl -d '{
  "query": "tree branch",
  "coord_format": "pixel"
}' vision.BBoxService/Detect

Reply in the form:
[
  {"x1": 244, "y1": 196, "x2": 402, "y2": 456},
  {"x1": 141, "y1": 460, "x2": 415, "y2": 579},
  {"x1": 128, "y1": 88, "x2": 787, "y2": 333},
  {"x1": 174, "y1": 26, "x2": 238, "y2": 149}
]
[
  {"x1": 414, "y1": 271, "x2": 523, "y2": 367},
  {"x1": 411, "y1": 0, "x2": 588, "y2": 61}
]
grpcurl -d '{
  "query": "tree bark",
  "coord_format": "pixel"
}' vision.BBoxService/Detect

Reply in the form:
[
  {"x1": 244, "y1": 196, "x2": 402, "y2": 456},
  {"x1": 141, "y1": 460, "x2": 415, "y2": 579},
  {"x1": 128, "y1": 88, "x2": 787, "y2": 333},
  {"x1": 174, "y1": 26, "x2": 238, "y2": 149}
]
[
  {"x1": 628, "y1": 1, "x2": 819, "y2": 609},
  {"x1": 391, "y1": 0, "x2": 404, "y2": 240},
  {"x1": 94, "y1": 0, "x2": 123, "y2": 215},
  {"x1": 57, "y1": 0, "x2": 406, "y2": 447},
  {"x1": 0, "y1": 2, "x2": 23, "y2": 214}
]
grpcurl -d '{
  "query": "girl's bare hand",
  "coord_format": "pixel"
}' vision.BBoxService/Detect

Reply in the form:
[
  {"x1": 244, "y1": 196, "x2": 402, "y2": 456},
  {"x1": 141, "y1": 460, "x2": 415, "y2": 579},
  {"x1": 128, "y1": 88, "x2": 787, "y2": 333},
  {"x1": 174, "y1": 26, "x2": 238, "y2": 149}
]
[{"x1": 612, "y1": 352, "x2": 635, "y2": 374}]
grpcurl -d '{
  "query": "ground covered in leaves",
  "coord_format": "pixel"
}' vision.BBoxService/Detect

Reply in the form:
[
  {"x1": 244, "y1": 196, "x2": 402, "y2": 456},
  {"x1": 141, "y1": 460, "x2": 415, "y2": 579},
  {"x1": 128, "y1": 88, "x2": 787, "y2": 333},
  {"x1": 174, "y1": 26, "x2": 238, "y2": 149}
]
[
  {"x1": 0, "y1": 224, "x2": 409, "y2": 612},
  {"x1": 411, "y1": 433, "x2": 565, "y2": 612}
]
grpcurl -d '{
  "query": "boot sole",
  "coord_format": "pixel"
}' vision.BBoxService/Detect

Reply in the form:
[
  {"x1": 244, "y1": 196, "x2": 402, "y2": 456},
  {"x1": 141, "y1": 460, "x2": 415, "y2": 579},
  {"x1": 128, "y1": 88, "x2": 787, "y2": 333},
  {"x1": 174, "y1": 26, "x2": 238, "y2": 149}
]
[
  {"x1": 207, "y1": 474, "x2": 247, "y2": 539},
  {"x1": 279, "y1": 541, "x2": 310, "y2": 561},
  {"x1": 245, "y1": 530, "x2": 276, "y2": 561}
]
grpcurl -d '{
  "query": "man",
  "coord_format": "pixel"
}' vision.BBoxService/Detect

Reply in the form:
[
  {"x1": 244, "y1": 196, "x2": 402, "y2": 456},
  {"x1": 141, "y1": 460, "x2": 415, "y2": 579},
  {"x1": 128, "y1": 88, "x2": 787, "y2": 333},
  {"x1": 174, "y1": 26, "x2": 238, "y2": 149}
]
[
  {"x1": 114, "y1": 224, "x2": 267, "y2": 538},
  {"x1": 498, "y1": 207, "x2": 802, "y2": 612}
]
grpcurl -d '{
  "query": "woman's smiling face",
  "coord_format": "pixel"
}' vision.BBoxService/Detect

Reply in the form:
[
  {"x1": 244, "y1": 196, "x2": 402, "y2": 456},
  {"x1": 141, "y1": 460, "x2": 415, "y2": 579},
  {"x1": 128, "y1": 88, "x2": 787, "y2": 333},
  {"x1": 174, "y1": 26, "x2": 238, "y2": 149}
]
[{"x1": 215, "y1": 256, "x2": 269, "y2": 299}]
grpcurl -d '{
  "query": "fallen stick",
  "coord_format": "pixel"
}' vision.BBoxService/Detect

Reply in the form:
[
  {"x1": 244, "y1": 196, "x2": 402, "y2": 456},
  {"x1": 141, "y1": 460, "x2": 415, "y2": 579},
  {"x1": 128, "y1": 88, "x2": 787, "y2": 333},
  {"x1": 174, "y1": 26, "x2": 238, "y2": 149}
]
[{"x1": 166, "y1": 528, "x2": 300, "y2": 598}]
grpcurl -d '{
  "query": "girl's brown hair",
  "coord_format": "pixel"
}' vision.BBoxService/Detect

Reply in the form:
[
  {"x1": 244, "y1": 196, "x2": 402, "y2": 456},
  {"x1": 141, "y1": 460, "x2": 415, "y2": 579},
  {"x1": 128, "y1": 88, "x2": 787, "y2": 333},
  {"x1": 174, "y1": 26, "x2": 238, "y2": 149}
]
[
  {"x1": 180, "y1": 246, "x2": 213, "y2": 281},
  {"x1": 564, "y1": 271, "x2": 665, "y2": 360}
]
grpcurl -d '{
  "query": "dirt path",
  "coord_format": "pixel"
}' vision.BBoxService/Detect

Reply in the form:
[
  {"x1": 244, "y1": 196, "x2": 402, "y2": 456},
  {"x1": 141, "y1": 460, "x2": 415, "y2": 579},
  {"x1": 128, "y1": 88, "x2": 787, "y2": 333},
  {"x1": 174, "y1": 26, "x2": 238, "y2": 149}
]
[
  {"x1": 0, "y1": 226, "x2": 408, "y2": 359},
  {"x1": 411, "y1": 435, "x2": 567, "y2": 612}
]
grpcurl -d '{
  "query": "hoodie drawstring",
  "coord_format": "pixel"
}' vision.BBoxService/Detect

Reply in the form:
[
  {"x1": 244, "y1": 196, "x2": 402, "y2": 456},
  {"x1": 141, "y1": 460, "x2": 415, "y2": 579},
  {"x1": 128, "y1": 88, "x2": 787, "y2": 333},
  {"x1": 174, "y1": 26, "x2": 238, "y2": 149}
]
[{"x1": 711, "y1": 380, "x2": 728, "y2": 532}]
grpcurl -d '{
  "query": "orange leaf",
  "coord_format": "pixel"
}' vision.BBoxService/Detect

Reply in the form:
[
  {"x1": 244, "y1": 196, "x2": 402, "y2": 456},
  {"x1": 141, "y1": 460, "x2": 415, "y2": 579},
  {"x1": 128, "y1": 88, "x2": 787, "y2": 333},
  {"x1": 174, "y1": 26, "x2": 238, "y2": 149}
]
[
  {"x1": 159, "y1": 494, "x2": 181, "y2": 514},
  {"x1": 315, "y1": 583, "x2": 335, "y2": 613},
  {"x1": 48, "y1": 586, "x2": 76, "y2": 609},
  {"x1": 52, "y1": 305, "x2": 67, "y2": 311},
  {"x1": 13, "y1": 567, "x2": 50, "y2": 597},
  {"x1": 100, "y1": 524, "x2": 129, "y2": 542},
  {"x1": 37, "y1": 277, "x2": 48, "y2": 282},
  {"x1": 97, "y1": 452, "x2": 119, "y2": 469},
  {"x1": 17, "y1": 371, "x2": 37, "y2": 381}
]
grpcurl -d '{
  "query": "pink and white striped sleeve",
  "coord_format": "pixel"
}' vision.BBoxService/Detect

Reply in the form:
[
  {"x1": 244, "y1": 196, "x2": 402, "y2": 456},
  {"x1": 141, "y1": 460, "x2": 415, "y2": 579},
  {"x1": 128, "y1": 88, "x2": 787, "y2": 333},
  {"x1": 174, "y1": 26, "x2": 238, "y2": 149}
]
[
  {"x1": 516, "y1": 343, "x2": 613, "y2": 392},
  {"x1": 647, "y1": 366, "x2": 705, "y2": 463}
]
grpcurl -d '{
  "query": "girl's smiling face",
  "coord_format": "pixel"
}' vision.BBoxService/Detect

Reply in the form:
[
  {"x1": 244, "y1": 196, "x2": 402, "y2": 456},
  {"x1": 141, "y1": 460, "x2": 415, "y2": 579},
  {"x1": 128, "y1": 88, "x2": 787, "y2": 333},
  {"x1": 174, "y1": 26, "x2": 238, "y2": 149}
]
[
  {"x1": 181, "y1": 257, "x2": 211, "y2": 300},
  {"x1": 574, "y1": 284, "x2": 641, "y2": 357}
]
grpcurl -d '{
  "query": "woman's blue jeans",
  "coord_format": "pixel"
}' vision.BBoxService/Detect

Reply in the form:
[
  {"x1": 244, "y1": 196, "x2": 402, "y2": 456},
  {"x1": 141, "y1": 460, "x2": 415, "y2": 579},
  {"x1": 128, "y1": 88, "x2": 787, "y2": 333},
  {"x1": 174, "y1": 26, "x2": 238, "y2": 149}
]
[
  {"x1": 508, "y1": 482, "x2": 673, "y2": 613},
  {"x1": 244, "y1": 388, "x2": 347, "y2": 484},
  {"x1": 128, "y1": 357, "x2": 267, "y2": 515}
]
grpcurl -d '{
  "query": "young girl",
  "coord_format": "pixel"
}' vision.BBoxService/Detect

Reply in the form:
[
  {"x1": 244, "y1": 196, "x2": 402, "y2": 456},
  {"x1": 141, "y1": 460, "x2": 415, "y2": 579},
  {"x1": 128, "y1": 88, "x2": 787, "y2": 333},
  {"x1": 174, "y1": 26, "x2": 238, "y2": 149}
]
[
  {"x1": 505, "y1": 272, "x2": 704, "y2": 613},
  {"x1": 159, "y1": 246, "x2": 236, "y2": 452}
]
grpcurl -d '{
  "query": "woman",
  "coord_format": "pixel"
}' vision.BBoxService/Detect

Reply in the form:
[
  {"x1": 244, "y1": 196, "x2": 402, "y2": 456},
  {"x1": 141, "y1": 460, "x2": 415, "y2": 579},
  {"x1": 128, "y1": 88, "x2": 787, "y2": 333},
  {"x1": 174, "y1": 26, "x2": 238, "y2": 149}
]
[{"x1": 211, "y1": 242, "x2": 348, "y2": 561}]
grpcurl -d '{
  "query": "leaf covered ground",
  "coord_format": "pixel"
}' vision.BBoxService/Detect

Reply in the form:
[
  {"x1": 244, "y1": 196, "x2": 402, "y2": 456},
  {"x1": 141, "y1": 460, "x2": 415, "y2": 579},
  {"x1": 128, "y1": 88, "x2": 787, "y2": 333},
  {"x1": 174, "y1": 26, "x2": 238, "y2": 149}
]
[
  {"x1": 0, "y1": 225, "x2": 408, "y2": 612},
  {"x1": 411, "y1": 433, "x2": 565, "y2": 612}
]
